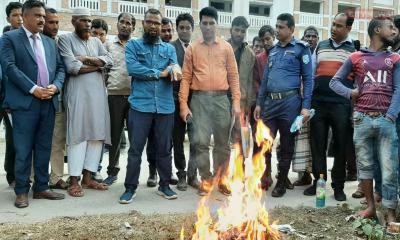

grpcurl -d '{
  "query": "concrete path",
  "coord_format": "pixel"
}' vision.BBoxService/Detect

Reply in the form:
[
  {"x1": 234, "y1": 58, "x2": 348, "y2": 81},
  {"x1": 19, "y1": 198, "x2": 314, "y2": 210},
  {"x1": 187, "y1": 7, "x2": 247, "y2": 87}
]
[{"x1": 0, "y1": 129, "x2": 361, "y2": 224}]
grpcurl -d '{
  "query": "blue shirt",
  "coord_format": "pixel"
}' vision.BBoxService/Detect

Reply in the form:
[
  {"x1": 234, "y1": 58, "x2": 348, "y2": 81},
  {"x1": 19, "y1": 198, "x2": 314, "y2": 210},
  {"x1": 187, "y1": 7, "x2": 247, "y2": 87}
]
[
  {"x1": 257, "y1": 38, "x2": 313, "y2": 109},
  {"x1": 126, "y1": 38, "x2": 178, "y2": 114}
]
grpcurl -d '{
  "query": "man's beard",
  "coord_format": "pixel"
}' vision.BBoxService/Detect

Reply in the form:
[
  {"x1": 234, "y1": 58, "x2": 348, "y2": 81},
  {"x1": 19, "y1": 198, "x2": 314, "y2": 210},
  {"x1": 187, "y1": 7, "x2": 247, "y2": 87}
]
[
  {"x1": 143, "y1": 32, "x2": 159, "y2": 44},
  {"x1": 382, "y1": 37, "x2": 394, "y2": 49},
  {"x1": 76, "y1": 29, "x2": 90, "y2": 40},
  {"x1": 391, "y1": 35, "x2": 400, "y2": 49}
]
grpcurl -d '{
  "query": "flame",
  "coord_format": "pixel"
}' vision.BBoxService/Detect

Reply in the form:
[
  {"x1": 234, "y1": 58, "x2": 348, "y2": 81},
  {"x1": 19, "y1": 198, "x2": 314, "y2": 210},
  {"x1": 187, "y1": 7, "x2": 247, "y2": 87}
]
[
  {"x1": 180, "y1": 227, "x2": 184, "y2": 240},
  {"x1": 181, "y1": 120, "x2": 281, "y2": 240}
]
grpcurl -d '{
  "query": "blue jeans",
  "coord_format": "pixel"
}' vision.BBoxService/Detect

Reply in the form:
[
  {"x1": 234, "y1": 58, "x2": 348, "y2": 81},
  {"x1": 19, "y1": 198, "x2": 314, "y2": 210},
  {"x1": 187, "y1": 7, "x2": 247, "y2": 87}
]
[
  {"x1": 124, "y1": 109, "x2": 174, "y2": 190},
  {"x1": 353, "y1": 111, "x2": 398, "y2": 209}
]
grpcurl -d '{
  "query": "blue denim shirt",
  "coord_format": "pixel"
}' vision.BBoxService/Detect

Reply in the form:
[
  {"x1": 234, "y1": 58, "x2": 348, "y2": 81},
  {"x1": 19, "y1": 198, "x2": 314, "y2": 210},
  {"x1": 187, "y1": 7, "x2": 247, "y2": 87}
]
[
  {"x1": 257, "y1": 38, "x2": 313, "y2": 109},
  {"x1": 126, "y1": 38, "x2": 178, "y2": 114}
]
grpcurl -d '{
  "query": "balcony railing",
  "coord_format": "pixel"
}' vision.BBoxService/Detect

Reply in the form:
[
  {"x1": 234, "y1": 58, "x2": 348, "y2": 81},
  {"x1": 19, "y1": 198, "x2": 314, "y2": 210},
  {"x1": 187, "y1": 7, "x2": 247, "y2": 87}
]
[
  {"x1": 249, "y1": 15, "x2": 272, "y2": 28},
  {"x1": 69, "y1": 0, "x2": 100, "y2": 11},
  {"x1": 219, "y1": 12, "x2": 232, "y2": 26},
  {"x1": 165, "y1": 6, "x2": 191, "y2": 21},
  {"x1": 118, "y1": 1, "x2": 148, "y2": 19},
  {"x1": 298, "y1": 12, "x2": 323, "y2": 27}
]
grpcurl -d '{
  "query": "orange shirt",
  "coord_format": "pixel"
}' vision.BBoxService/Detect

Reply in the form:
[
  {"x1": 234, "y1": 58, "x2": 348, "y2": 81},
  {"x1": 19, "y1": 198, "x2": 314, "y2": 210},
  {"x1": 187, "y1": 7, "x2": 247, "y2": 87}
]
[{"x1": 179, "y1": 37, "x2": 241, "y2": 111}]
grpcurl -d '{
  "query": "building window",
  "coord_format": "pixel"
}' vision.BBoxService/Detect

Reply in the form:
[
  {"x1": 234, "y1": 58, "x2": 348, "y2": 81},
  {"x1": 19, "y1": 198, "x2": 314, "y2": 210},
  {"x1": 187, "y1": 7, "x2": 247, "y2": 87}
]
[
  {"x1": 165, "y1": 0, "x2": 191, "y2": 8},
  {"x1": 210, "y1": 0, "x2": 232, "y2": 12},
  {"x1": 373, "y1": 8, "x2": 394, "y2": 18},
  {"x1": 249, "y1": 4, "x2": 271, "y2": 17},
  {"x1": 300, "y1": 0, "x2": 320, "y2": 14},
  {"x1": 338, "y1": 5, "x2": 358, "y2": 18}
]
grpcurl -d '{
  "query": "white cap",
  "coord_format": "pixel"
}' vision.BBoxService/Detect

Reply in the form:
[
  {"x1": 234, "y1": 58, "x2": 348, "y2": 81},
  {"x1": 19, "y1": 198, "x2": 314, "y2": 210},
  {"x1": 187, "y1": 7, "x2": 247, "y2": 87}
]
[{"x1": 71, "y1": 7, "x2": 91, "y2": 17}]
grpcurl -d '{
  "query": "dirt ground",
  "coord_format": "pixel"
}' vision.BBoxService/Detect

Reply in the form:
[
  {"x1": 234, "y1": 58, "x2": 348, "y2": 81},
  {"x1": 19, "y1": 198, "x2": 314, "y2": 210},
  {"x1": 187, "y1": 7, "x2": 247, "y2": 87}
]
[{"x1": 2, "y1": 205, "x2": 399, "y2": 240}]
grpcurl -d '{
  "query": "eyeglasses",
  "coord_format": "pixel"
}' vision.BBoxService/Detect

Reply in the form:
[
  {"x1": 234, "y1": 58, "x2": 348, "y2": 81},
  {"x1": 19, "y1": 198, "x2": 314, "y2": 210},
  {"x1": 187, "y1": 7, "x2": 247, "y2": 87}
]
[{"x1": 145, "y1": 20, "x2": 161, "y2": 26}]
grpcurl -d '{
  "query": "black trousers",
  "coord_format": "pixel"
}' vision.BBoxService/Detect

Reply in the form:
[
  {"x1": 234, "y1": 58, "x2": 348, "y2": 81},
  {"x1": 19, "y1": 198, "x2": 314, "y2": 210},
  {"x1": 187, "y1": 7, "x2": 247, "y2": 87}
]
[
  {"x1": 171, "y1": 101, "x2": 187, "y2": 176},
  {"x1": 107, "y1": 95, "x2": 130, "y2": 176},
  {"x1": 2, "y1": 108, "x2": 15, "y2": 184},
  {"x1": 310, "y1": 101, "x2": 352, "y2": 189}
]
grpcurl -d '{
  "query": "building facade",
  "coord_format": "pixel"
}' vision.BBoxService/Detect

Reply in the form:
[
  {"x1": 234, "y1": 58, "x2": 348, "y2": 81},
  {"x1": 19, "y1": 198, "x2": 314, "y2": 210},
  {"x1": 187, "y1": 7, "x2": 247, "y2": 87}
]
[{"x1": 1, "y1": 0, "x2": 400, "y2": 46}]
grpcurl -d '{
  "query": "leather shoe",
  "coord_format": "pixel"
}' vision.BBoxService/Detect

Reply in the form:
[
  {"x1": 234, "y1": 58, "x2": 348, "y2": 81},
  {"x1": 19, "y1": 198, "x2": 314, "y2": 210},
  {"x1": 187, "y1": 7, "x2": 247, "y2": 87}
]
[
  {"x1": 188, "y1": 177, "x2": 200, "y2": 189},
  {"x1": 33, "y1": 189, "x2": 65, "y2": 200},
  {"x1": 170, "y1": 175, "x2": 179, "y2": 185},
  {"x1": 303, "y1": 184, "x2": 316, "y2": 196},
  {"x1": 294, "y1": 172, "x2": 312, "y2": 186},
  {"x1": 147, "y1": 172, "x2": 157, "y2": 188},
  {"x1": 271, "y1": 175, "x2": 286, "y2": 197},
  {"x1": 177, "y1": 175, "x2": 187, "y2": 191},
  {"x1": 285, "y1": 177, "x2": 294, "y2": 190},
  {"x1": 15, "y1": 193, "x2": 29, "y2": 208},
  {"x1": 334, "y1": 189, "x2": 347, "y2": 201}
]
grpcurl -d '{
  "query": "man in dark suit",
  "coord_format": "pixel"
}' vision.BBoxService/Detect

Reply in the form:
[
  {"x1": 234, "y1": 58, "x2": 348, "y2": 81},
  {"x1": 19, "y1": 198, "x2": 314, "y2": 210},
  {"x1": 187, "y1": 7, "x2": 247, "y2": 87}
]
[
  {"x1": 1, "y1": 0, "x2": 65, "y2": 208},
  {"x1": 170, "y1": 13, "x2": 198, "y2": 191}
]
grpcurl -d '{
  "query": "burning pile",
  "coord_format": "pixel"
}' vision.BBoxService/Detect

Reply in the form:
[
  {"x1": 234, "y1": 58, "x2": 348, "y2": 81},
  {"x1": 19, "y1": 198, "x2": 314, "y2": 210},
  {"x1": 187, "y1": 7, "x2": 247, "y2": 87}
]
[{"x1": 181, "y1": 120, "x2": 281, "y2": 240}]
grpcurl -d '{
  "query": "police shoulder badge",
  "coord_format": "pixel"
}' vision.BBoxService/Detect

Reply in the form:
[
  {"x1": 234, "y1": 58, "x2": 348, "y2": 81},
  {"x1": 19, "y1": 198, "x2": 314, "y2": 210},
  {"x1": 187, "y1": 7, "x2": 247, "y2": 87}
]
[{"x1": 302, "y1": 55, "x2": 310, "y2": 64}]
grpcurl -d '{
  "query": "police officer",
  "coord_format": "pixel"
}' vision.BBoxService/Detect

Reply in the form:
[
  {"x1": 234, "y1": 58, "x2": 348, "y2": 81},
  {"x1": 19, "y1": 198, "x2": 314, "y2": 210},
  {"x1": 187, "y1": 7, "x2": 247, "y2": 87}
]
[{"x1": 254, "y1": 13, "x2": 312, "y2": 198}]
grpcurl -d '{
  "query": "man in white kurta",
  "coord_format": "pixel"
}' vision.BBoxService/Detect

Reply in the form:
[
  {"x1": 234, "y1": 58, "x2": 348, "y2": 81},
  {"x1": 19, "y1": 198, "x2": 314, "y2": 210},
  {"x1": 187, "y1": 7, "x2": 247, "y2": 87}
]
[{"x1": 58, "y1": 8, "x2": 113, "y2": 197}]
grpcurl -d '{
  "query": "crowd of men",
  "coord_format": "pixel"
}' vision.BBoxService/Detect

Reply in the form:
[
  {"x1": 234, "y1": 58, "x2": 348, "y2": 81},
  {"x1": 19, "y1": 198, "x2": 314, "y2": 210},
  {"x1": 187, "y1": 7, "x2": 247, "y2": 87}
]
[{"x1": 1, "y1": 0, "x2": 400, "y2": 224}]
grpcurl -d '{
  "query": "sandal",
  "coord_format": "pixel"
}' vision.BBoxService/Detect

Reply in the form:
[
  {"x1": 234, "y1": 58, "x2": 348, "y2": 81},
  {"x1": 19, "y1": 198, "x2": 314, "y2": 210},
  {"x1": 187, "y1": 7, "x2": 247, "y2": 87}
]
[
  {"x1": 50, "y1": 179, "x2": 68, "y2": 190},
  {"x1": 82, "y1": 180, "x2": 109, "y2": 191},
  {"x1": 387, "y1": 222, "x2": 400, "y2": 234},
  {"x1": 352, "y1": 189, "x2": 365, "y2": 199},
  {"x1": 68, "y1": 184, "x2": 84, "y2": 197}
]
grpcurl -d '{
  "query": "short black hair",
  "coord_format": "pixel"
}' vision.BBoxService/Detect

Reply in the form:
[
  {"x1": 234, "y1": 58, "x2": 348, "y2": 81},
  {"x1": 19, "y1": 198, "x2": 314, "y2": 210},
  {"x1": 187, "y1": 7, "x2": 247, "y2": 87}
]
[
  {"x1": 2, "y1": 25, "x2": 12, "y2": 33},
  {"x1": 91, "y1": 18, "x2": 108, "y2": 33},
  {"x1": 252, "y1": 36, "x2": 261, "y2": 46},
  {"x1": 162, "y1": 17, "x2": 173, "y2": 26},
  {"x1": 118, "y1": 12, "x2": 135, "y2": 25},
  {"x1": 6, "y1": 2, "x2": 22, "y2": 18},
  {"x1": 277, "y1": 13, "x2": 295, "y2": 28},
  {"x1": 394, "y1": 15, "x2": 400, "y2": 30},
  {"x1": 303, "y1": 26, "x2": 318, "y2": 36},
  {"x1": 231, "y1": 16, "x2": 249, "y2": 29},
  {"x1": 22, "y1": 0, "x2": 45, "y2": 15},
  {"x1": 368, "y1": 16, "x2": 393, "y2": 38},
  {"x1": 144, "y1": 8, "x2": 162, "y2": 18},
  {"x1": 258, "y1": 25, "x2": 274, "y2": 38},
  {"x1": 45, "y1": 8, "x2": 57, "y2": 14},
  {"x1": 334, "y1": 12, "x2": 354, "y2": 27},
  {"x1": 176, "y1": 13, "x2": 194, "y2": 29},
  {"x1": 199, "y1": 6, "x2": 218, "y2": 23}
]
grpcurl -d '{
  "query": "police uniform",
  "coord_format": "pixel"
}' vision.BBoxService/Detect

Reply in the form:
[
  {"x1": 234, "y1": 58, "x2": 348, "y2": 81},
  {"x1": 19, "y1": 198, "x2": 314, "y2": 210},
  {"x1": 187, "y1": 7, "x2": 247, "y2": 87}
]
[{"x1": 256, "y1": 38, "x2": 313, "y2": 197}]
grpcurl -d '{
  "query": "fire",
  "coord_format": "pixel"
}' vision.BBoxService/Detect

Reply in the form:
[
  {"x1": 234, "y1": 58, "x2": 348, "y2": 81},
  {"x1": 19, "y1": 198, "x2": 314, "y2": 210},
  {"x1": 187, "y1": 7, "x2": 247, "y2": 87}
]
[{"x1": 181, "y1": 120, "x2": 280, "y2": 240}]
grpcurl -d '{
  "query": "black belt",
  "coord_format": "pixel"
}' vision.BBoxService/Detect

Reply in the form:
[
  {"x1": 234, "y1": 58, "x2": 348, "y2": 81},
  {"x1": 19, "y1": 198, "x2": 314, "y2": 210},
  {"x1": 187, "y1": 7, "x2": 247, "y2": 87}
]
[
  {"x1": 192, "y1": 90, "x2": 228, "y2": 96},
  {"x1": 267, "y1": 89, "x2": 299, "y2": 100}
]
